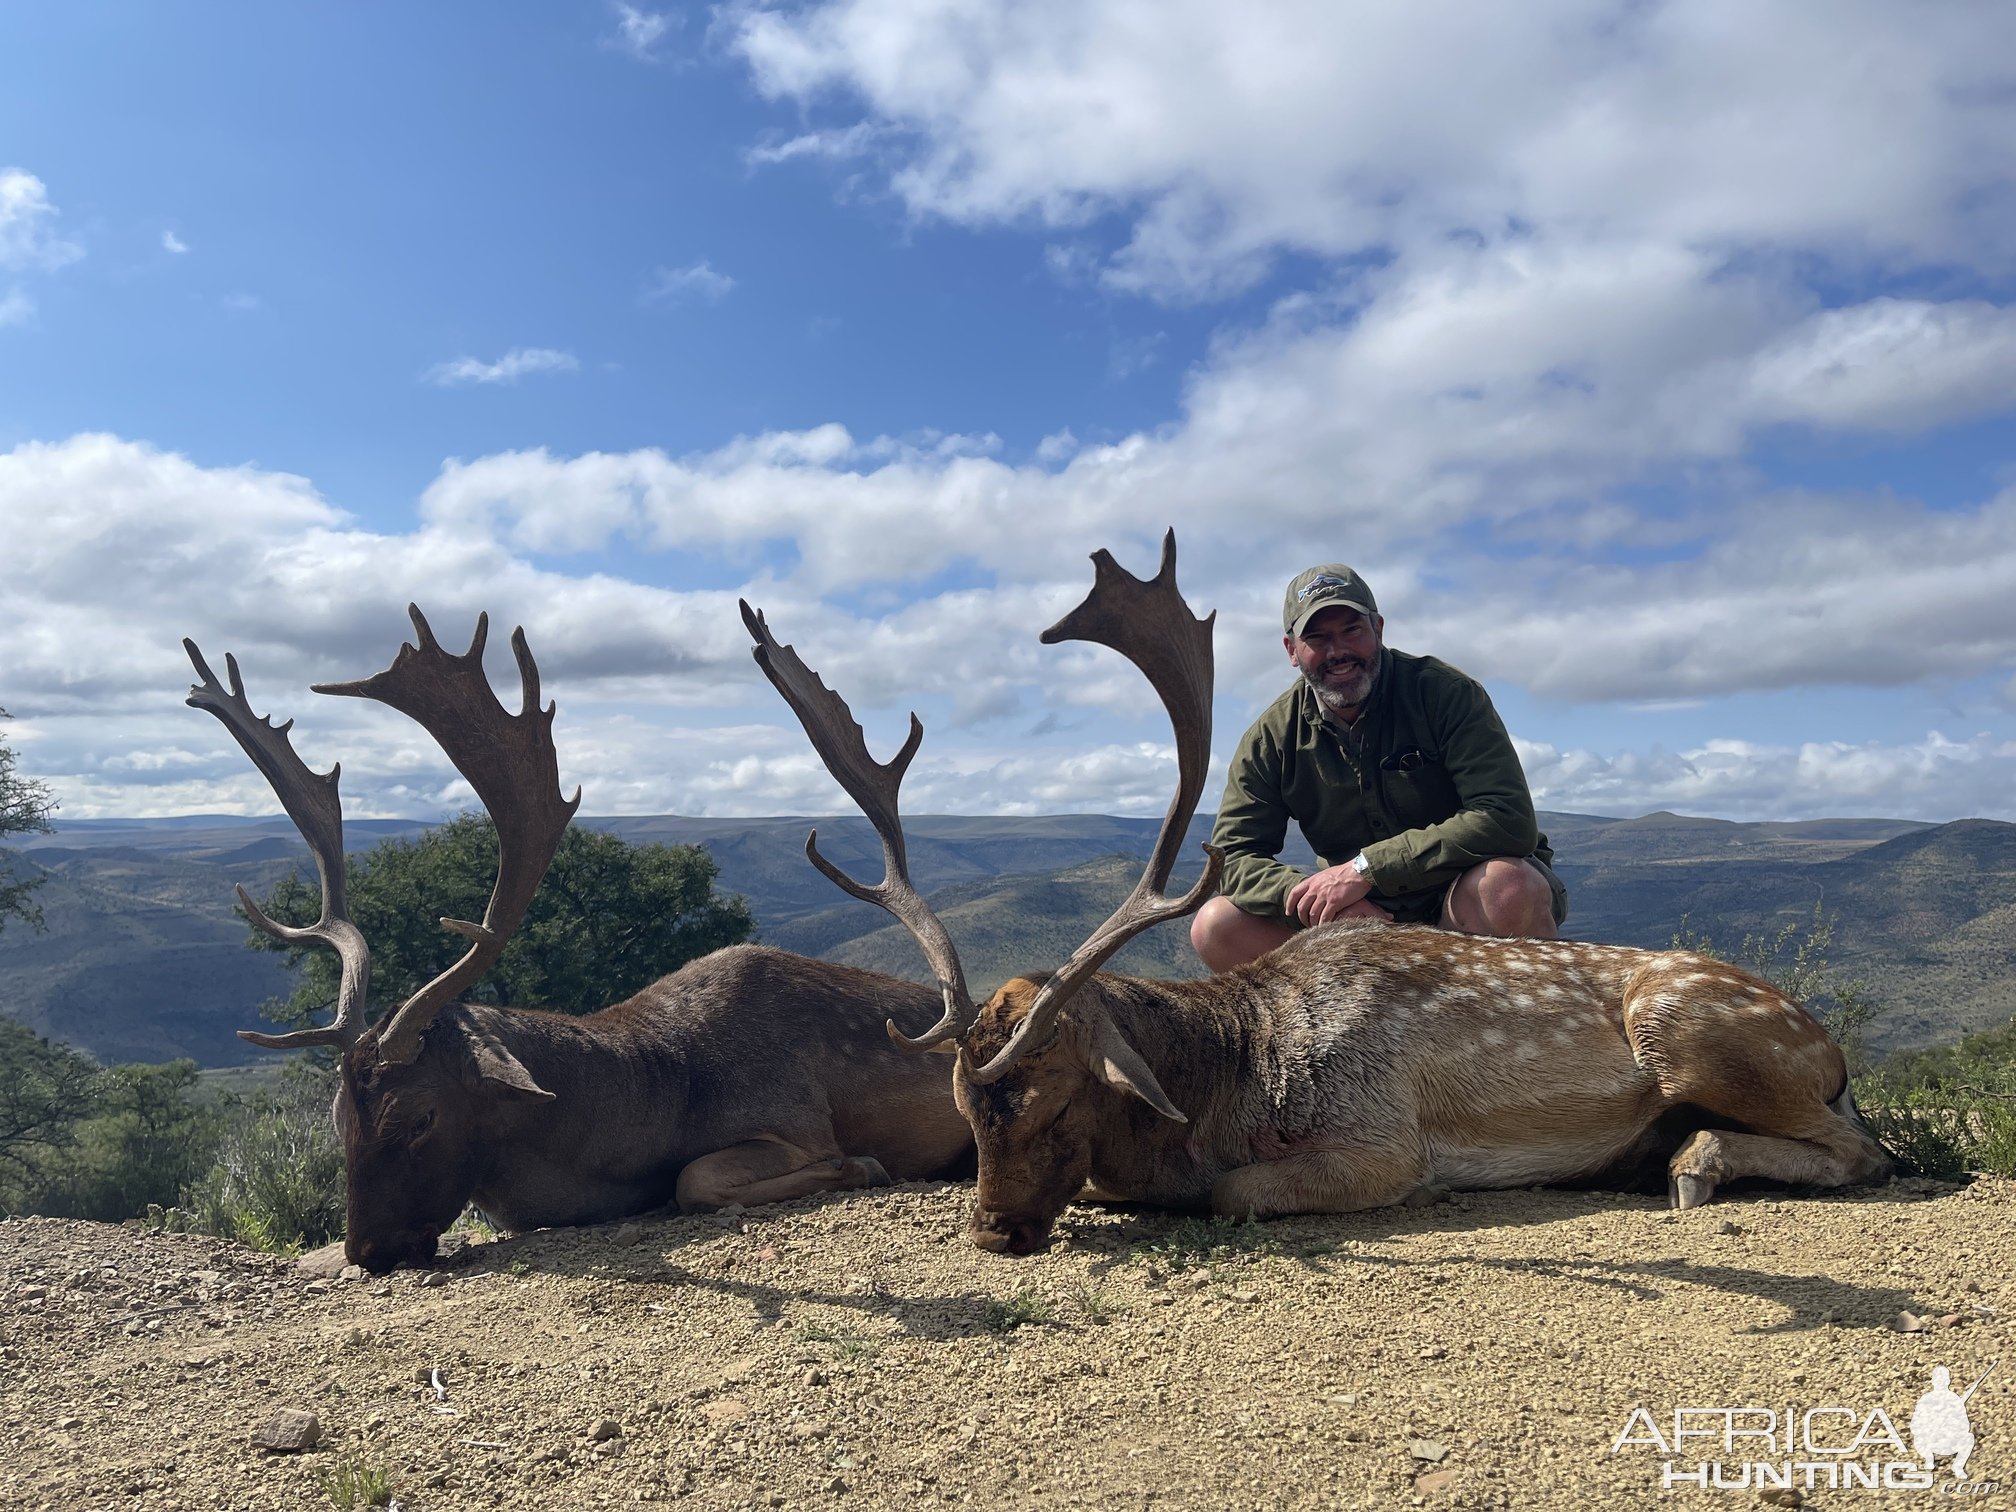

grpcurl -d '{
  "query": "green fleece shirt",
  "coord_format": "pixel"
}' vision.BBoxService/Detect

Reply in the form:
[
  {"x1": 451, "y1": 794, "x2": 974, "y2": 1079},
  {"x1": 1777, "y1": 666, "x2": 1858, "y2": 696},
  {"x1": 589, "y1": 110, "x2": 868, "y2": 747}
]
[{"x1": 1209, "y1": 648, "x2": 1553, "y2": 920}]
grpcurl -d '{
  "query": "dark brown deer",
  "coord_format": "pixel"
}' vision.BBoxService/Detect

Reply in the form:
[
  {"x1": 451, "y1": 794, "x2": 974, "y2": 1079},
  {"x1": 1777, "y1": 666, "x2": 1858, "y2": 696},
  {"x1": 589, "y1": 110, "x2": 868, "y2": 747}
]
[
  {"x1": 746, "y1": 533, "x2": 1892, "y2": 1255},
  {"x1": 186, "y1": 607, "x2": 970, "y2": 1272}
]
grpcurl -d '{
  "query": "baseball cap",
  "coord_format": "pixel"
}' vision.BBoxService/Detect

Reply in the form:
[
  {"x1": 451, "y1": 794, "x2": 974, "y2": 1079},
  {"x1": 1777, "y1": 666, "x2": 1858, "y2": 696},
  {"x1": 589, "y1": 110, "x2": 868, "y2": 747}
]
[{"x1": 1283, "y1": 564, "x2": 1379, "y2": 639}]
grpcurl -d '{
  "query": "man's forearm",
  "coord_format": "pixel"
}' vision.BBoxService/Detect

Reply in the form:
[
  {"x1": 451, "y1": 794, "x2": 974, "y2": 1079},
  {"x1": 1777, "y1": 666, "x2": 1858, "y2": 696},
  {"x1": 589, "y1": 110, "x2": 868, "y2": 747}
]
[
  {"x1": 1360, "y1": 801, "x2": 1538, "y2": 893},
  {"x1": 1217, "y1": 849, "x2": 1307, "y2": 919}
]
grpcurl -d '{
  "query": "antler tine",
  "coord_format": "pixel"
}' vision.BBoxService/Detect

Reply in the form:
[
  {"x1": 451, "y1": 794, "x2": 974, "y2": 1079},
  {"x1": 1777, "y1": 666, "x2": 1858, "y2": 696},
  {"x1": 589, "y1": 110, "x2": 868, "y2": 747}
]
[
  {"x1": 183, "y1": 638, "x2": 371, "y2": 1051},
  {"x1": 315, "y1": 605, "x2": 581, "y2": 1064},
  {"x1": 969, "y1": 530, "x2": 1223, "y2": 1083},
  {"x1": 740, "y1": 600, "x2": 978, "y2": 1050}
]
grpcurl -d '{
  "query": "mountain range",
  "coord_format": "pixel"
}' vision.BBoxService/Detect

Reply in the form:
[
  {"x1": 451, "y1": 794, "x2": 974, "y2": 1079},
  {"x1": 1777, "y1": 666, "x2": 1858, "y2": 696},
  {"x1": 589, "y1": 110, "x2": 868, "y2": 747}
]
[{"x1": 2, "y1": 809, "x2": 2009, "y2": 1066}]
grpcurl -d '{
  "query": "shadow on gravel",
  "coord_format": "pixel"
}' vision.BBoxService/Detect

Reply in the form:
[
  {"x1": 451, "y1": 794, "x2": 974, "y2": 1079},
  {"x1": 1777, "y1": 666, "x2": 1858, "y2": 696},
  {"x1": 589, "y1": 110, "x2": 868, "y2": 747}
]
[
  {"x1": 441, "y1": 1185, "x2": 1025, "y2": 1342},
  {"x1": 439, "y1": 1178, "x2": 1948, "y2": 1344},
  {"x1": 1051, "y1": 1179, "x2": 1951, "y2": 1334}
]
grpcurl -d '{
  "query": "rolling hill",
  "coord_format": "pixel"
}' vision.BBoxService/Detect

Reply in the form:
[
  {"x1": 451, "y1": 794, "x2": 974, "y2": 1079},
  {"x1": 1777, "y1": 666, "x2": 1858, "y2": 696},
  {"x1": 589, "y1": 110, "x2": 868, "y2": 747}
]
[{"x1": 4, "y1": 809, "x2": 2010, "y2": 1066}]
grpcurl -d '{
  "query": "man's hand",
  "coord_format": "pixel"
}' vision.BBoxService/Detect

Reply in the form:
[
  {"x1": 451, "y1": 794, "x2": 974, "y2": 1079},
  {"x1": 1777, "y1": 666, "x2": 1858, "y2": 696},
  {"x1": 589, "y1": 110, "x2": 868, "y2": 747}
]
[{"x1": 1285, "y1": 863, "x2": 1394, "y2": 927}]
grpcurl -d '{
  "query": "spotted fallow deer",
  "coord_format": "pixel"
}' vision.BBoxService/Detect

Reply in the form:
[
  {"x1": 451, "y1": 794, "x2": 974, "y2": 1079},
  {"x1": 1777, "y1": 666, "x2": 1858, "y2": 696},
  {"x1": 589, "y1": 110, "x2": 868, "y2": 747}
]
[
  {"x1": 186, "y1": 607, "x2": 970, "y2": 1272},
  {"x1": 745, "y1": 532, "x2": 1893, "y2": 1254}
]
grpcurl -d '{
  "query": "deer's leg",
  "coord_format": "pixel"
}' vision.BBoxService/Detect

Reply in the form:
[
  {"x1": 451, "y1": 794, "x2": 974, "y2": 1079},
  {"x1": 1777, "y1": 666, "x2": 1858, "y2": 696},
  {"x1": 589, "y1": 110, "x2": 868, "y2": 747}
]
[
  {"x1": 1624, "y1": 971, "x2": 1891, "y2": 1210},
  {"x1": 676, "y1": 1137, "x2": 892, "y2": 1213},
  {"x1": 1212, "y1": 1146, "x2": 1424, "y2": 1220},
  {"x1": 1666, "y1": 1126, "x2": 1882, "y2": 1210}
]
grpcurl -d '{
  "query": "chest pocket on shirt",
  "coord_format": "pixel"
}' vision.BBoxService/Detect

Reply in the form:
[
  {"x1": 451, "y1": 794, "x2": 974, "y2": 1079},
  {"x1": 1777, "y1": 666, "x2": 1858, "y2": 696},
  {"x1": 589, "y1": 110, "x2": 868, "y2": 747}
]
[{"x1": 1381, "y1": 748, "x2": 1458, "y2": 828}]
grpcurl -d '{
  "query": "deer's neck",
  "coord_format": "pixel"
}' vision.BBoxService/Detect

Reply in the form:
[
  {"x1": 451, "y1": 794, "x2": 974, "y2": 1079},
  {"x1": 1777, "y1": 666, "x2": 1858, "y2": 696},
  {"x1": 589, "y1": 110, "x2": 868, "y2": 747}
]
[{"x1": 1082, "y1": 973, "x2": 1282, "y2": 1202}]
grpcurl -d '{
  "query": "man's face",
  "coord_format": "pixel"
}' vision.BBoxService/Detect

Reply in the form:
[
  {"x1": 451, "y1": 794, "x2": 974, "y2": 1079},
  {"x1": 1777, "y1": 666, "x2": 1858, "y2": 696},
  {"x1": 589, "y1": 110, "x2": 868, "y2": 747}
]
[{"x1": 1287, "y1": 605, "x2": 1382, "y2": 713}]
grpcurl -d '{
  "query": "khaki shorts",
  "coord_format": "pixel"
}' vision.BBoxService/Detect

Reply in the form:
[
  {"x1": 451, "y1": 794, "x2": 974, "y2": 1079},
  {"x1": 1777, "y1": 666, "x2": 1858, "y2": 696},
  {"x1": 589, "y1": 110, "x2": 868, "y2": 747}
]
[{"x1": 1376, "y1": 855, "x2": 1570, "y2": 929}]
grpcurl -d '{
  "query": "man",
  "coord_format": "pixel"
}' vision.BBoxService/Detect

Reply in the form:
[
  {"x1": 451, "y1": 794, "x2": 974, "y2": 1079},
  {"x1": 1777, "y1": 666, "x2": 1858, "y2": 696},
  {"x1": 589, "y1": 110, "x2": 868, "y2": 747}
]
[{"x1": 1190, "y1": 563, "x2": 1567, "y2": 971}]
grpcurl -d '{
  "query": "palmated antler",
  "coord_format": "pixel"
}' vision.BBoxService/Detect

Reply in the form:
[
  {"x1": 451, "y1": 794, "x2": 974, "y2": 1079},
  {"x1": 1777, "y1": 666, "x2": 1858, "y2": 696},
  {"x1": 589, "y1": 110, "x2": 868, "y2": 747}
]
[
  {"x1": 316, "y1": 606, "x2": 582, "y2": 1065},
  {"x1": 741, "y1": 601, "x2": 978, "y2": 1049},
  {"x1": 967, "y1": 530, "x2": 1222, "y2": 1082},
  {"x1": 185, "y1": 641, "x2": 371, "y2": 1050}
]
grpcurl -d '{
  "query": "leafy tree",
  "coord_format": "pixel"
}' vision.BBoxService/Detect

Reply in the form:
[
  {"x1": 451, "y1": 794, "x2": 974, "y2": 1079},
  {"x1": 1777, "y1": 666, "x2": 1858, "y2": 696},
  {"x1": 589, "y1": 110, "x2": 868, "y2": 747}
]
[
  {"x1": 0, "y1": 1018, "x2": 98, "y2": 1211},
  {"x1": 39, "y1": 1060, "x2": 222, "y2": 1221},
  {"x1": 250, "y1": 816, "x2": 756, "y2": 1024},
  {"x1": 0, "y1": 706, "x2": 58, "y2": 935}
]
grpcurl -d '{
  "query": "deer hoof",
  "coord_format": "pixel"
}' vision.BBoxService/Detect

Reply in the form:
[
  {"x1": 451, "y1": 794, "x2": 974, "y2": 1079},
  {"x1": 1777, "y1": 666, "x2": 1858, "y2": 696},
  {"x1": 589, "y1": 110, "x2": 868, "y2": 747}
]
[
  {"x1": 845, "y1": 1157, "x2": 893, "y2": 1189},
  {"x1": 1670, "y1": 1173, "x2": 1715, "y2": 1210}
]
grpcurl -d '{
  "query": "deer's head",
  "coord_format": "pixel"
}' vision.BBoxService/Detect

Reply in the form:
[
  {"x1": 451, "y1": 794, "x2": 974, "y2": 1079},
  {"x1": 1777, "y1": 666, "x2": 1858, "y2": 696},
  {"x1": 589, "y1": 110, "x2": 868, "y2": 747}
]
[
  {"x1": 186, "y1": 608, "x2": 576, "y2": 1272},
  {"x1": 747, "y1": 532, "x2": 1217, "y2": 1255}
]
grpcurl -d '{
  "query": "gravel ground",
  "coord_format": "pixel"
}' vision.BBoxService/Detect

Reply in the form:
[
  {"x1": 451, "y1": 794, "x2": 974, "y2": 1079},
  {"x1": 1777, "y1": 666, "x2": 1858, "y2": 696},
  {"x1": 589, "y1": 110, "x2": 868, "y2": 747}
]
[{"x1": 2, "y1": 1176, "x2": 2011, "y2": 1511}]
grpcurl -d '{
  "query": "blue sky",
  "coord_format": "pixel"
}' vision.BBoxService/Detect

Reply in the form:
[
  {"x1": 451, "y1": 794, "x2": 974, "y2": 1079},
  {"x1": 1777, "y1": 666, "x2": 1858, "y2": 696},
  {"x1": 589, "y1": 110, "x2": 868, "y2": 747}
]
[{"x1": 4, "y1": 1, "x2": 2015, "y2": 826}]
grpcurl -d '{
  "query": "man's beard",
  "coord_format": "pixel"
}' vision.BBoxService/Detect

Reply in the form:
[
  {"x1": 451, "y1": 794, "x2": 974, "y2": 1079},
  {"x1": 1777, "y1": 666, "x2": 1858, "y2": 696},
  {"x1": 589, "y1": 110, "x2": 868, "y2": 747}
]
[{"x1": 1304, "y1": 656, "x2": 1376, "y2": 714}]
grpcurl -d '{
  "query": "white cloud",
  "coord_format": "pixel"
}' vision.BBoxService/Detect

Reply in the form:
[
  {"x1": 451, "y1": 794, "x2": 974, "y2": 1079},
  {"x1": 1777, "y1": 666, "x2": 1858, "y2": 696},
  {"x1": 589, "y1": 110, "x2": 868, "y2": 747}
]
[
  {"x1": 608, "y1": 2, "x2": 676, "y2": 60},
  {"x1": 0, "y1": 288, "x2": 30, "y2": 327},
  {"x1": 1519, "y1": 733, "x2": 2016, "y2": 824},
  {"x1": 727, "y1": 2, "x2": 2016, "y2": 301},
  {"x1": 5, "y1": 433, "x2": 2014, "y2": 826},
  {"x1": 161, "y1": 230, "x2": 189, "y2": 255},
  {"x1": 744, "y1": 122, "x2": 886, "y2": 167},
  {"x1": 422, "y1": 347, "x2": 580, "y2": 386},
  {"x1": 0, "y1": 169, "x2": 82, "y2": 273},
  {"x1": 642, "y1": 260, "x2": 736, "y2": 304}
]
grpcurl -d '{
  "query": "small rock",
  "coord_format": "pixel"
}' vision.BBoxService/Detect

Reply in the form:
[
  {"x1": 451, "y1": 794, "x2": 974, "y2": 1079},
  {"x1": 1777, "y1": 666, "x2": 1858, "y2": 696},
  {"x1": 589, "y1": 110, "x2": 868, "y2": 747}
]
[
  {"x1": 1419, "y1": 1346, "x2": 1447, "y2": 1360},
  {"x1": 15, "y1": 1285, "x2": 47, "y2": 1302},
  {"x1": 826, "y1": 1477, "x2": 848, "y2": 1494},
  {"x1": 417, "y1": 1271, "x2": 447, "y2": 1289},
  {"x1": 1414, "y1": 1468, "x2": 1457, "y2": 1495},
  {"x1": 610, "y1": 1222, "x2": 645, "y2": 1247},
  {"x1": 589, "y1": 1418, "x2": 623, "y2": 1442},
  {"x1": 1963, "y1": 1279, "x2": 1983, "y2": 1294},
  {"x1": 704, "y1": 1398, "x2": 750, "y2": 1426},
  {"x1": 303, "y1": 1280, "x2": 332, "y2": 1296},
  {"x1": 721, "y1": 1357, "x2": 759, "y2": 1385},
  {"x1": 294, "y1": 1244, "x2": 349, "y2": 1279},
  {"x1": 56, "y1": 1415, "x2": 82, "y2": 1431},
  {"x1": 1407, "y1": 1439, "x2": 1449, "y2": 1463},
  {"x1": 791, "y1": 1420, "x2": 830, "y2": 1441},
  {"x1": 594, "y1": 1438, "x2": 627, "y2": 1459},
  {"x1": 1759, "y1": 1490, "x2": 1804, "y2": 1509},
  {"x1": 338, "y1": 1265, "x2": 366, "y2": 1283},
  {"x1": 1891, "y1": 1310, "x2": 1931, "y2": 1333},
  {"x1": 1230, "y1": 1290, "x2": 1260, "y2": 1304},
  {"x1": 1716, "y1": 1220, "x2": 1744, "y2": 1236},
  {"x1": 249, "y1": 1409, "x2": 321, "y2": 1453},
  {"x1": 801, "y1": 1368, "x2": 827, "y2": 1388},
  {"x1": 1940, "y1": 1313, "x2": 1964, "y2": 1328}
]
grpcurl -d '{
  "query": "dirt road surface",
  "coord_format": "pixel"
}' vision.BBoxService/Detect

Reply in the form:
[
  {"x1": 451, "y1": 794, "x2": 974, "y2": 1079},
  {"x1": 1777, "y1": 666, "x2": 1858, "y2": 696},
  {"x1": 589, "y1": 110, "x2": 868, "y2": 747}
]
[{"x1": 3, "y1": 1177, "x2": 2011, "y2": 1510}]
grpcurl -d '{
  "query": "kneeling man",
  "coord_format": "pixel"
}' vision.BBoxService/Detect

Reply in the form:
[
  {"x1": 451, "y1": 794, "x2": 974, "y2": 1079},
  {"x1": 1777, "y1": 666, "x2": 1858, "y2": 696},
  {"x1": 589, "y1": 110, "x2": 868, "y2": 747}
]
[{"x1": 1192, "y1": 563, "x2": 1568, "y2": 972}]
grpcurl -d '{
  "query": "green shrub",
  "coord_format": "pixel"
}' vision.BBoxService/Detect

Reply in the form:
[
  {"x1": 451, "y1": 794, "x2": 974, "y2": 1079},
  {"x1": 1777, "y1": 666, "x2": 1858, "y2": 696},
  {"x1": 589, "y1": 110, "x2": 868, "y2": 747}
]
[
  {"x1": 312, "y1": 1460, "x2": 394, "y2": 1509},
  {"x1": 182, "y1": 1066, "x2": 344, "y2": 1252}
]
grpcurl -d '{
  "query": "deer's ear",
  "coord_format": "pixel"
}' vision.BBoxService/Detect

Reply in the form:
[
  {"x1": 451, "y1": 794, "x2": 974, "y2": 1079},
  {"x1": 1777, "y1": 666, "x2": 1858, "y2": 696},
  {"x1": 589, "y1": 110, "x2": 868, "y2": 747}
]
[
  {"x1": 463, "y1": 1026, "x2": 555, "y2": 1103},
  {"x1": 1085, "y1": 1015, "x2": 1186, "y2": 1123}
]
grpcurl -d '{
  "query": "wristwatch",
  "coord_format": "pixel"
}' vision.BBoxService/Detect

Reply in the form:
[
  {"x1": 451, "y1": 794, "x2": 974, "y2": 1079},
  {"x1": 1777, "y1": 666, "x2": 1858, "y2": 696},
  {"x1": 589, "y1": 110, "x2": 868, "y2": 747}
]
[{"x1": 1348, "y1": 853, "x2": 1371, "y2": 879}]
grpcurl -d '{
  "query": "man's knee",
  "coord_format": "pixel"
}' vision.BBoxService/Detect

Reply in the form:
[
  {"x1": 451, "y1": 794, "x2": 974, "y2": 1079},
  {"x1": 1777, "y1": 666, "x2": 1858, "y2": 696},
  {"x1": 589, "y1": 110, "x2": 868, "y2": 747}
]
[
  {"x1": 1191, "y1": 896, "x2": 1294, "y2": 972},
  {"x1": 1449, "y1": 858, "x2": 1558, "y2": 939}
]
